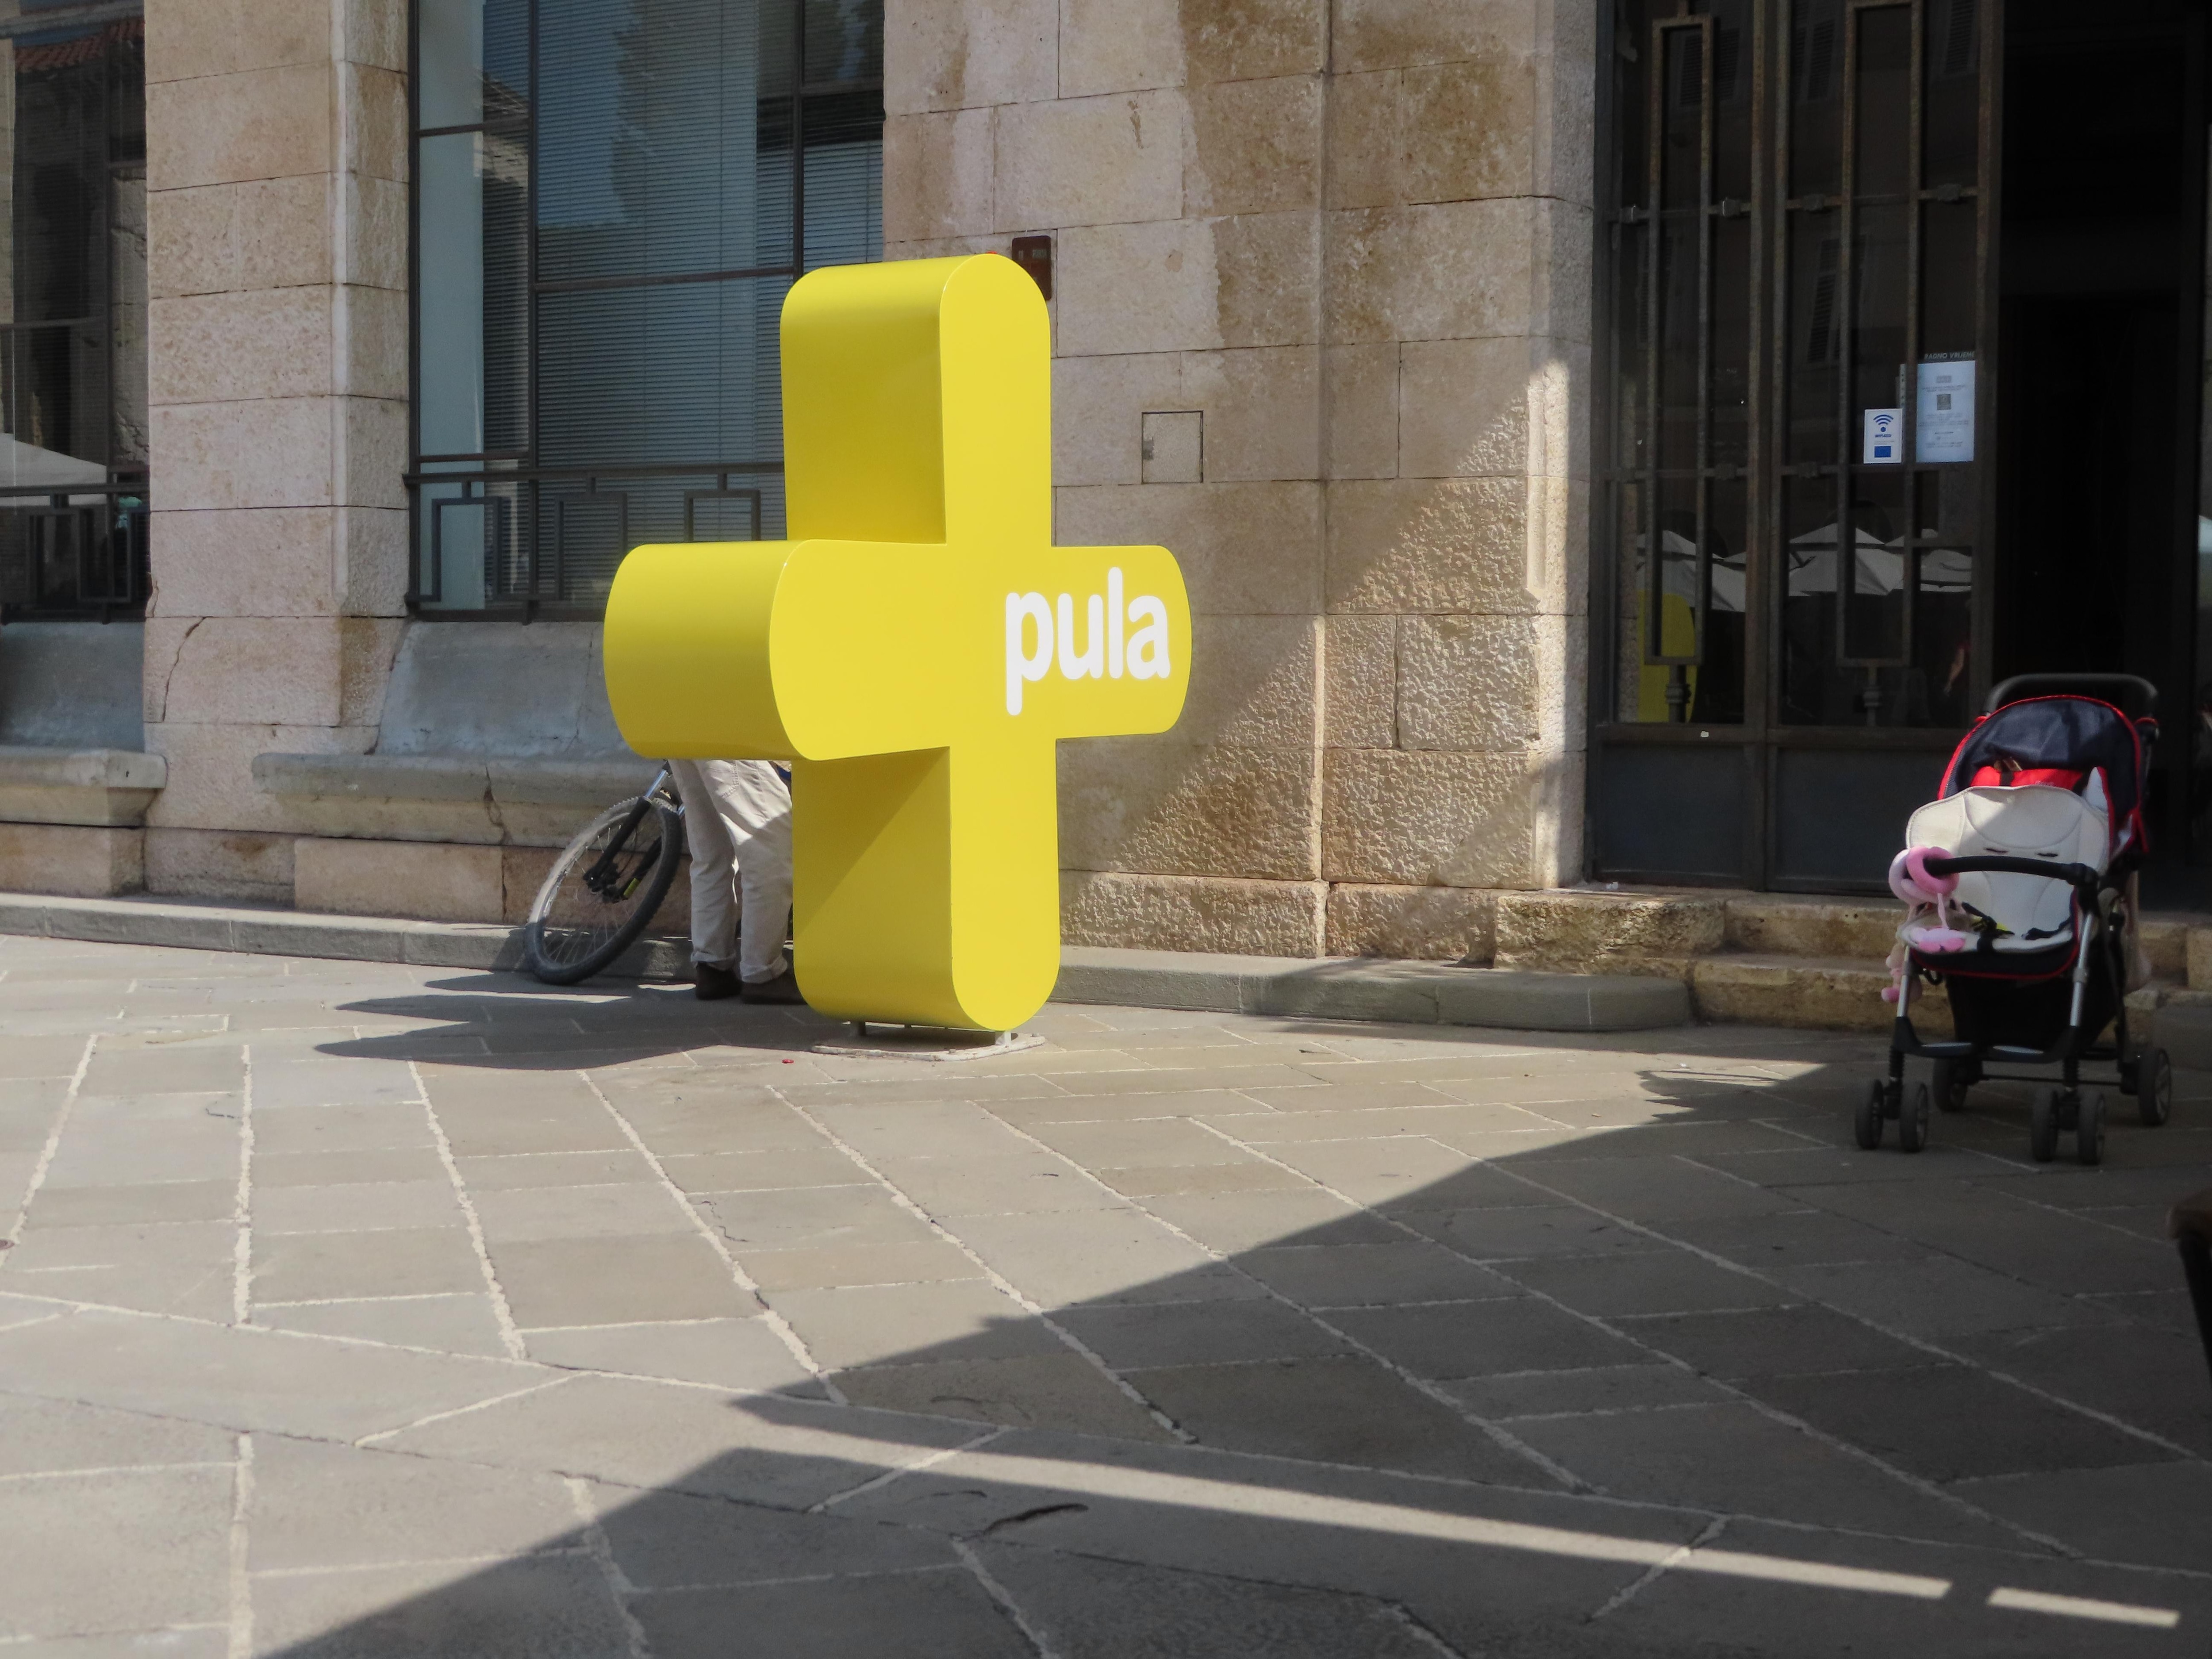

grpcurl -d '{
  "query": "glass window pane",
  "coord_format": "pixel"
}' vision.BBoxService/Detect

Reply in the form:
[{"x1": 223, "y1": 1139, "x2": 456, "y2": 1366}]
[
  {"x1": 419, "y1": 0, "x2": 484, "y2": 128},
  {"x1": 537, "y1": 0, "x2": 794, "y2": 284},
  {"x1": 536, "y1": 274, "x2": 787, "y2": 469}
]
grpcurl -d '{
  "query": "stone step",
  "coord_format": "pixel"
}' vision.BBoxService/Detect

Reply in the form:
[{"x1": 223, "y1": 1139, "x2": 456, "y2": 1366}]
[
  {"x1": 0, "y1": 892, "x2": 1693, "y2": 1035},
  {"x1": 1498, "y1": 884, "x2": 2212, "y2": 986}
]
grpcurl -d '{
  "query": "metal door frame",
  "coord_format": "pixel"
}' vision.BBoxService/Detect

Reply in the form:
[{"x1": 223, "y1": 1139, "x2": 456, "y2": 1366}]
[{"x1": 1589, "y1": 0, "x2": 2003, "y2": 892}]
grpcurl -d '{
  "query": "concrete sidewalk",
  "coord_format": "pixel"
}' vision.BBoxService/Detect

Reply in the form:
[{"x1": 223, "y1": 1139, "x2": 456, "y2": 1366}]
[{"x1": 1, "y1": 934, "x2": 2208, "y2": 1656}]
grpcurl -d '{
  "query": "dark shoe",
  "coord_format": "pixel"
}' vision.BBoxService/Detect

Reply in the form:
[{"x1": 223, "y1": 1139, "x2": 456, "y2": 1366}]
[
  {"x1": 739, "y1": 967, "x2": 805, "y2": 1005},
  {"x1": 693, "y1": 962, "x2": 741, "y2": 1001}
]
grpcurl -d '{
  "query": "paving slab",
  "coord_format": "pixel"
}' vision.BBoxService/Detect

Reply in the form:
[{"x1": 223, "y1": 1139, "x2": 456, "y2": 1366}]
[{"x1": 1, "y1": 936, "x2": 2208, "y2": 1656}]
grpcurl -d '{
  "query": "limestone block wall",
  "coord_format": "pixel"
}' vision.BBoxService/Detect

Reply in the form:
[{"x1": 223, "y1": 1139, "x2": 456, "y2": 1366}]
[
  {"x1": 140, "y1": 0, "x2": 410, "y2": 901},
  {"x1": 884, "y1": 0, "x2": 1595, "y2": 960}
]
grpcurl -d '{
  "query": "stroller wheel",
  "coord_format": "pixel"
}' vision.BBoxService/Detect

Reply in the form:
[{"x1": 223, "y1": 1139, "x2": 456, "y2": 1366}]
[
  {"x1": 1897, "y1": 1082, "x2": 1931, "y2": 1153},
  {"x1": 1930, "y1": 1060, "x2": 1968, "y2": 1114},
  {"x1": 2139, "y1": 1048, "x2": 2174, "y2": 1128},
  {"x1": 1855, "y1": 1079, "x2": 1886, "y2": 1150},
  {"x1": 2077, "y1": 1091, "x2": 2106, "y2": 1166},
  {"x1": 2029, "y1": 1088, "x2": 2061, "y2": 1163}
]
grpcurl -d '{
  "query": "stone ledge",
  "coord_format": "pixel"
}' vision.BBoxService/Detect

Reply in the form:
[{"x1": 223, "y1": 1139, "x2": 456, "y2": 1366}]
[
  {"x1": 1057, "y1": 947, "x2": 1691, "y2": 1031},
  {"x1": 0, "y1": 891, "x2": 686, "y2": 979},
  {"x1": 0, "y1": 893, "x2": 1693, "y2": 1033},
  {"x1": 252, "y1": 752, "x2": 658, "y2": 809},
  {"x1": 0, "y1": 745, "x2": 166, "y2": 827}
]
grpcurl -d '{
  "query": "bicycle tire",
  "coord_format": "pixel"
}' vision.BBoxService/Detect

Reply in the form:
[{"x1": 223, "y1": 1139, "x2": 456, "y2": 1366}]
[{"x1": 523, "y1": 795, "x2": 684, "y2": 985}]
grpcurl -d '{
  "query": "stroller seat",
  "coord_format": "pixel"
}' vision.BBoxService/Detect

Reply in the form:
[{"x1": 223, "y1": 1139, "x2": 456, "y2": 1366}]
[
  {"x1": 1864, "y1": 673, "x2": 2172, "y2": 1164},
  {"x1": 1904, "y1": 783, "x2": 2108, "y2": 961}
]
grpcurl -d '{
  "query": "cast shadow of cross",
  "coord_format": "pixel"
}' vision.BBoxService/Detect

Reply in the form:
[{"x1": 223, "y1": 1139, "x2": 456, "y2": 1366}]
[{"x1": 273, "y1": 987, "x2": 2212, "y2": 1659}]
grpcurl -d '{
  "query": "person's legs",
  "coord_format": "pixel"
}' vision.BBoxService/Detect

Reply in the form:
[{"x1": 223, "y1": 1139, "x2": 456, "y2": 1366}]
[
  {"x1": 693, "y1": 759, "x2": 792, "y2": 983},
  {"x1": 667, "y1": 759, "x2": 738, "y2": 971}
]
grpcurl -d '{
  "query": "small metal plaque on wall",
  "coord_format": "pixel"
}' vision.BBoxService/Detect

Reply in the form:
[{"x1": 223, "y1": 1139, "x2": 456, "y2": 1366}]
[{"x1": 1010, "y1": 234, "x2": 1052, "y2": 300}]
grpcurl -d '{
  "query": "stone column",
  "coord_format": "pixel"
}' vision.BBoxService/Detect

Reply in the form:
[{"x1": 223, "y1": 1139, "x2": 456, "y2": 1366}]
[
  {"x1": 140, "y1": 0, "x2": 409, "y2": 899},
  {"x1": 1317, "y1": 0, "x2": 1596, "y2": 957}
]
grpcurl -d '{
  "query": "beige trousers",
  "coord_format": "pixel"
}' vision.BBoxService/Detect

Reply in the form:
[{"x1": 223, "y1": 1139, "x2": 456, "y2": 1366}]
[{"x1": 667, "y1": 759, "x2": 792, "y2": 983}]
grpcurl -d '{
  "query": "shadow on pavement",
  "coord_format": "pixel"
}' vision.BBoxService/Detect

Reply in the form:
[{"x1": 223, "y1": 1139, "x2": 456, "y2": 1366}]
[{"x1": 252, "y1": 979, "x2": 2212, "y2": 1656}]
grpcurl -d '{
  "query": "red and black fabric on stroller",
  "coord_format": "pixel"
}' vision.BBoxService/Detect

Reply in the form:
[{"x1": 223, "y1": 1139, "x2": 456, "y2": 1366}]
[{"x1": 1865, "y1": 674, "x2": 2175, "y2": 1164}]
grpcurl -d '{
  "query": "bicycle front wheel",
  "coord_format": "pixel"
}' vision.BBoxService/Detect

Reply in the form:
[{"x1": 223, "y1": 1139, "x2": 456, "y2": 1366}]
[{"x1": 523, "y1": 795, "x2": 684, "y2": 984}]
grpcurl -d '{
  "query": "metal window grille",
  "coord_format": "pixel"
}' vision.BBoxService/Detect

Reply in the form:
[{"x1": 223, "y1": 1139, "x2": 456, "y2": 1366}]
[{"x1": 0, "y1": 8, "x2": 148, "y2": 622}]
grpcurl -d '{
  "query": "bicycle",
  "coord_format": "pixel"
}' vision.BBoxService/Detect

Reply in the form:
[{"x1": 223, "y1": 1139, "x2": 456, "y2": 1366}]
[{"x1": 522, "y1": 764, "x2": 687, "y2": 984}]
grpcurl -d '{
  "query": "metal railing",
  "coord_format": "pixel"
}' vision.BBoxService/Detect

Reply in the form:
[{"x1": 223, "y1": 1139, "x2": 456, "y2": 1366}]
[{"x1": 0, "y1": 480, "x2": 150, "y2": 621}]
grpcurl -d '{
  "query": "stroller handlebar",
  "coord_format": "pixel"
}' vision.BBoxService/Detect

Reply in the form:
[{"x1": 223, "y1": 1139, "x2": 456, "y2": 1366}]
[{"x1": 1920, "y1": 854, "x2": 2103, "y2": 891}]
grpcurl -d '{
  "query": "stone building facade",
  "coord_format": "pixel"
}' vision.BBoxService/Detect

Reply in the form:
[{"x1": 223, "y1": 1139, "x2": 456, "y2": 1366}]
[{"x1": 0, "y1": 0, "x2": 1596, "y2": 965}]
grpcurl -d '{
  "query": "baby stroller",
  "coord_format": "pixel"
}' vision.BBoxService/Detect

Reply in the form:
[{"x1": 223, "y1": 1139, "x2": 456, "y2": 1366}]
[{"x1": 1863, "y1": 674, "x2": 2174, "y2": 1164}]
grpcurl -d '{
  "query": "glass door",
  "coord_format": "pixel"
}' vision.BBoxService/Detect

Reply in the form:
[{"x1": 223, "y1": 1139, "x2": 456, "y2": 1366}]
[{"x1": 1592, "y1": 0, "x2": 1997, "y2": 890}]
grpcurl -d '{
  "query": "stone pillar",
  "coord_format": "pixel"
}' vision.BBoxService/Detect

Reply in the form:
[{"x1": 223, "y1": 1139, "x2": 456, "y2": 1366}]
[
  {"x1": 1317, "y1": 0, "x2": 1596, "y2": 954},
  {"x1": 140, "y1": 0, "x2": 409, "y2": 899},
  {"x1": 869, "y1": 0, "x2": 1594, "y2": 961}
]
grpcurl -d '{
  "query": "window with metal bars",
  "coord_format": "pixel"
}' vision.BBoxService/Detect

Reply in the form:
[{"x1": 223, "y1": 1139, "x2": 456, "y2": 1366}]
[
  {"x1": 409, "y1": 0, "x2": 883, "y2": 616},
  {"x1": 0, "y1": 3, "x2": 147, "y2": 622}
]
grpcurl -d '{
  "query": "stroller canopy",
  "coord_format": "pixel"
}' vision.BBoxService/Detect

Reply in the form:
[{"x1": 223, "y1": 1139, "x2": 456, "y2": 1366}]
[{"x1": 1937, "y1": 695, "x2": 2148, "y2": 855}]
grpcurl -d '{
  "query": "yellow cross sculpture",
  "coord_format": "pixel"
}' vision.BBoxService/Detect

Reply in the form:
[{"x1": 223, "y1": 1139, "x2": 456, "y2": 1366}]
[{"x1": 602, "y1": 254, "x2": 1191, "y2": 1031}]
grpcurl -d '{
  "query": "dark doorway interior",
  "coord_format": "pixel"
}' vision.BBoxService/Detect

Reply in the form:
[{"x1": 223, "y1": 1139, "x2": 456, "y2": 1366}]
[{"x1": 1995, "y1": 1, "x2": 2207, "y2": 895}]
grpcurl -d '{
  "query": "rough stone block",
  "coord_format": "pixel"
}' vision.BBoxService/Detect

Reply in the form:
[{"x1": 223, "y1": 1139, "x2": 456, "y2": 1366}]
[
  {"x1": 153, "y1": 398, "x2": 333, "y2": 512},
  {"x1": 1332, "y1": 0, "x2": 1539, "y2": 72},
  {"x1": 1178, "y1": 615, "x2": 1318, "y2": 749},
  {"x1": 148, "y1": 508, "x2": 337, "y2": 618},
  {"x1": 883, "y1": 109, "x2": 995, "y2": 243},
  {"x1": 1394, "y1": 613, "x2": 1540, "y2": 752},
  {"x1": 344, "y1": 283, "x2": 410, "y2": 401},
  {"x1": 148, "y1": 64, "x2": 333, "y2": 193},
  {"x1": 1693, "y1": 954, "x2": 1947, "y2": 1036},
  {"x1": 1322, "y1": 614, "x2": 1394, "y2": 749},
  {"x1": 2135, "y1": 915, "x2": 2198, "y2": 982},
  {"x1": 1184, "y1": 0, "x2": 1326, "y2": 83},
  {"x1": 1725, "y1": 896, "x2": 1899, "y2": 964},
  {"x1": 1062, "y1": 871, "x2": 1325, "y2": 956},
  {"x1": 151, "y1": 288, "x2": 333, "y2": 406},
  {"x1": 2188, "y1": 926, "x2": 2212, "y2": 992},
  {"x1": 1326, "y1": 881, "x2": 1495, "y2": 962},
  {"x1": 1321, "y1": 747, "x2": 1544, "y2": 887},
  {"x1": 1183, "y1": 347, "x2": 1321, "y2": 481},
  {"x1": 1060, "y1": 740, "x2": 1319, "y2": 881},
  {"x1": 148, "y1": 0, "x2": 331, "y2": 83},
  {"x1": 1058, "y1": 219, "x2": 1221, "y2": 356},
  {"x1": 295, "y1": 837, "x2": 505, "y2": 924},
  {"x1": 1395, "y1": 334, "x2": 1538, "y2": 479},
  {"x1": 1325, "y1": 197, "x2": 1590, "y2": 347},
  {"x1": 1059, "y1": 0, "x2": 1184, "y2": 95},
  {"x1": 144, "y1": 721, "x2": 374, "y2": 834},
  {"x1": 146, "y1": 618, "x2": 403, "y2": 729},
  {"x1": 342, "y1": 396, "x2": 410, "y2": 511},
  {"x1": 1324, "y1": 342, "x2": 1399, "y2": 480},
  {"x1": 1494, "y1": 889, "x2": 1726, "y2": 975},
  {"x1": 995, "y1": 91, "x2": 1183, "y2": 231},
  {"x1": 1327, "y1": 60, "x2": 1534, "y2": 210},
  {"x1": 1054, "y1": 349, "x2": 1318, "y2": 488},
  {"x1": 1186, "y1": 75, "x2": 1323, "y2": 217},
  {"x1": 145, "y1": 827, "x2": 296, "y2": 902},
  {"x1": 885, "y1": 0, "x2": 1057, "y2": 115},
  {"x1": 1215, "y1": 209, "x2": 1321, "y2": 348},
  {"x1": 1325, "y1": 476, "x2": 1532, "y2": 615},
  {"x1": 342, "y1": 62, "x2": 408, "y2": 184},
  {"x1": 150, "y1": 176, "x2": 334, "y2": 299},
  {"x1": 1058, "y1": 481, "x2": 1322, "y2": 617},
  {"x1": 346, "y1": 173, "x2": 409, "y2": 291},
  {"x1": 0, "y1": 824, "x2": 144, "y2": 897},
  {"x1": 1054, "y1": 353, "x2": 1183, "y2": 487}
]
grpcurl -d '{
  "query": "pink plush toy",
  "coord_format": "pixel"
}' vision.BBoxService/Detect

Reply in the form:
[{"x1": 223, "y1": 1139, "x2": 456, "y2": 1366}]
[{"x1": 1883, "y1": 846, "x2": 1970, "y2": 1004}]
